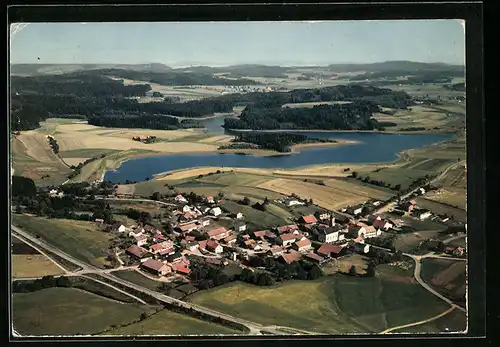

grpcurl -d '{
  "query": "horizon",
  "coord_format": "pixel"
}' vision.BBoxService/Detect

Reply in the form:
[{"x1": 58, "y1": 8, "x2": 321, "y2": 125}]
[{"x1": 10, "y1": 20, "x2": 465, "y2": 66}]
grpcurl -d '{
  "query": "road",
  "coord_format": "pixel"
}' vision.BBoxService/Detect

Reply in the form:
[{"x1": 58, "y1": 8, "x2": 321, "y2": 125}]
[
  {"x1": 11, "y1": 225, "x2": 301, "y2": 336},
  {"x1": 379, "y1": 305, "x2": 457, "y2": 334},
  {"x1": 443, "y1": 234, "x2": 466, "y2": 245},
  {"x1": 90, "y1": 196, "x2": 178, "y2": 207},
  {"x1": 404, "y1": 252, "x2": 466, "y2": 313}
]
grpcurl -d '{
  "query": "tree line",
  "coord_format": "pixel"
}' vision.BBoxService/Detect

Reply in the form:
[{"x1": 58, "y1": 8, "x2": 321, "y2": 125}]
[{"x1": 228, "y1": 132, "x2": 335, "y2": 152}]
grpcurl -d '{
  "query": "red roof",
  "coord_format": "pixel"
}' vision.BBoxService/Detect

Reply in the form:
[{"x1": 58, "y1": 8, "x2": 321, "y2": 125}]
[
  {"x1": 198, "y1": 240, "x2": 208, "y2": 249},
  {"x1": 254, "y1": 230, "x2": 268, "y2": 237},
  {"x1": 186, "y1": 235, "x2": 195, "y2": 242},
  {"x1": 141, "y1": 259, "x2": 166, "y2": 272},
  {"x1": 206, "y1": 240, "x2": 220, "y2": 250},
  {"x1": 294, "y1": 238, "x2": 312, "y2": 249},
  {"x1": 143, "y1": 225, "x2": 157, "y2": 232},
  {"x1": 135, "y1": 234, "x2": 148, "y2": 241},
  {"x1": 264, "y1": 230, "x2": 277, "y2": 238},
  {"x1": 178, "y1": 223, "x2": 197, "y2": 232},
  {"x1": 281, "y1": 251, "x2": 302, "y2": 264},
  {"x1": 410, "y1": 200, "x2": 417, "y2": 205},
  {"x1": 269, "y1": 245, "x2": 284, "y2": 254},
  {"x1": 277, "y1": 224, "x2": 299, "y2": 233},
  {"x1": 150, "y1": 243, "x2": 166, "y2": 251},
  {"x1": 372, "y1": 219, "x2": 387, "y2": 229},
  {"x1": 153, "y1": 233, "x2": 169, "y2": 241},
  {"x1": 206, "y1": 227, "x2": 228, "y2": 237},
  {"x1": 126, "y1": 245, "x2": 150, "y2": 258},
  {"x1": 304, "y1": 252, "x2": 324, "y2": 262},
  {"x1": 171, "y1": 261, "x2": 191, "y2": 274},
  {"x1": 317, "y1": 243, "x2": 344, "y2": 256},
  {"x1": 224, "y1": 234, "x2": 236, "y2": 242},
  {"x1": 280, "y1": 233, "x2": 297, "y2": 241},
  {"x1": 300, "y1": 215, "x2": 318, "y2": 224},
  {"x1": 159, "y1": 247, "x2": 174, "y2": 255}
]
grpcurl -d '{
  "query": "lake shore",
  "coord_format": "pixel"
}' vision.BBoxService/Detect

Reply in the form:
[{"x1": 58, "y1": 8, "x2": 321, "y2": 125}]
[{"x1": 228, "y1": 128, "x2": 458, "y2": 135}]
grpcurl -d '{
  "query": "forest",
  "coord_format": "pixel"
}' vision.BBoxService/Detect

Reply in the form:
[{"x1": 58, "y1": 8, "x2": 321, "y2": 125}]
[
  {"x1": 223, "y1": 101, "x2": 383, "y2": 131},
  {"x1": 224, "y1": 133, "x2": 336, "y2": 152},
  {"x1": 87, "y1": 114, "x2": 181, "y2": 130}
]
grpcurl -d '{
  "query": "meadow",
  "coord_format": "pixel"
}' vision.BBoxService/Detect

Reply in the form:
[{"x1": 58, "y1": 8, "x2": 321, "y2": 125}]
[
  {"x1": 187, "y1": 273, "x2": 451, "y2": 334},
  {"x1": 11, "y1": 214, "x2": 113, "y2": 268},
  {"x1": 420, "y1": 258, "x2": 466, "y2": 303},
  {"x1": 12, "y1": 255, "x2": 65, "y2": 278},
  {"x1": 111, "y1": 270, "x2": 162, "y2": 292},
  {"x1": 12, "y1": 287, "x2": 156, "y2": 336},
  {"x1": 393, "y1": 308, "x2": 467, "y2": 333}
]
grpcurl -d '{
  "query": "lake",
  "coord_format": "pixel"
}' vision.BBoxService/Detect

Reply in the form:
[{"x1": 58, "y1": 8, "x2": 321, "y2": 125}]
[{"x1": 104, "y1": 127, "x2": 454, "y2": 183}]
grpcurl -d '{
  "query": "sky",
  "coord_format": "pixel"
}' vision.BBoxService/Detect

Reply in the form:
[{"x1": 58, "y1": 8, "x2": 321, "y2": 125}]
[{"x1": 9, "y1": 20, "x2": 465, "y2": 67}]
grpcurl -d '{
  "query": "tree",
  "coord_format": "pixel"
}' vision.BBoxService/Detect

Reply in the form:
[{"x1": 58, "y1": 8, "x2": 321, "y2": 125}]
[
  {"x1": 151, "y1": 192, "x2": 162, "y2": 201},
  {"x1": 308, "y1": 265, "x2": 323, "y2": 280},
  {"x1": 12, "y1": 176, "x2": 37, "y2": 197},
  {"x1": 394, "y1": 184, "x2": 402, "y2": 191},
  {"x1": 348, "y1": 265, "x2": 357, "y2": 276},
  {"x1": 297, "y1": 267, "x2": 308, "y2": 280},
  {"x1": 351, "y1": 171, "x2": 358, "y2": 178},
  {"x1": 140, "y1": 312, "x2": 148, "y2": 321},
  {"x1": 241, "y1": 197, "x2": 251, "y2": 206},
  {"x1": 56, "y1": 276, "x2": 71, "y2": 288},
  {"x1": 240, "y1": 268, "x2": 254, "y2": 282},
  {"x1": 365, "y1": 264, "x2": 376, "y2": 277},
  {"x1": 309, "y1": 198, "x2": 314, "y2": 205}
]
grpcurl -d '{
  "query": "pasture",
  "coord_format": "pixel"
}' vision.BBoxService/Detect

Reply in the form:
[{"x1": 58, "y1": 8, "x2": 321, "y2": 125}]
[
  {"x1": 11, "y1": 214, "x2": 112, "y2": 268},
  {"x1": 188, "y1": 275, "x2": 450, "y2": 334},
  {"x1": 104, "y1": 309, "x2": 242, "y2": 336},
  {"x1": 12, "y1": 287, "x2": 155, "y2": 336},
  {"x1": 111, "y1": 270, "x2": 162, "y2": 292},
  {"x1": 396, "y1": 308, "x2": 467, "y2": 333},
  {"x1": 219, "y1": 199, "x2": 293, "y2": 230},
  {"x1": 373, "y1": 105, "x2": 460, "y2": 131},
  {"x1": 420, "y1": 258, "x2": 467, "y2": 303},
  {"x1": 12, "y1": 255, "x2": 65, "y2": 278},
  {"x1": 415, "y1": 197, "x2": 466, "y2": 223},
  {"x1": 257, "y1": 177, "x2": 392, "y2": 210}
]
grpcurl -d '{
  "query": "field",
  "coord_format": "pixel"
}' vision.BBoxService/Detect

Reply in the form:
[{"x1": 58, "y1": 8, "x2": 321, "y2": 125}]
[
  {"x1": 219, "y1": 199, "x2": 293, "y2": 230},
  {"x1": 111, "y1": 270, "x2": 162, "y2": 291},
  {"x1": 420, "y1": 258, "x2": 467, "y2": 303},
  {"x1": 104, "y1": 309, "x2": 242, "y2": 336},
  {"x1": 11, "y1": 214, "x2": 113, "y2": 268},
  {"x1": 425, "y1": 164, "x2": 467, "y2": 210},
  {"x1": 188, "y1": 275, "x2": 450, "y2": 334},
  {"x1": 13, "y1": 287, "x2": 156, "y2": 336},
  {"x1": 392, "y1": 230, "x2": 443, "y2": 253},
  {"x1": 257, "y1": 177, "x2": 392, "y2": 210},
  {"x1": 12, "y1": 255, "x2": 65, "y2": 278}
]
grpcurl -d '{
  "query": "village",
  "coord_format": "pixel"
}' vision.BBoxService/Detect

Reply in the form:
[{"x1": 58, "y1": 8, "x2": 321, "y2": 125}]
[{"x1": 94, "y1": 188, "x2": 466, "y2": 284}]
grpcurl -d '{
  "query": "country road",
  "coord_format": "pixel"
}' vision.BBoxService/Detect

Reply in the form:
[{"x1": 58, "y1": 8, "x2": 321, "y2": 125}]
[
  {"x1": 10, "y1": 225, "x2": 301, "y2": 336},
  {"x1": 379, "y1": 306, "x2": 457, "y2": 334}
]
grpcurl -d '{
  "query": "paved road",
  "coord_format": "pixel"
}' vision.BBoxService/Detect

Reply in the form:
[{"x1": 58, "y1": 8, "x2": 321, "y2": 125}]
[
  {"x1": 379, "y1": 305, "x2": 457, "y2": 334},
  {"x1": 91, "y1": 196, "x2": 178, "y2": 207},
  {"x1": 10, "y1": 225, "x2": 297, "y2": 336},
  {"x1": 443, "y1": 234, "x2": 466, "y2": 245}
]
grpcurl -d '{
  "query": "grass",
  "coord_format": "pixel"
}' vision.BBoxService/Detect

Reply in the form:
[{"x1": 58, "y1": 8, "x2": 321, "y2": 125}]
[
  {"x1": 12, "y1": 287, "x2": 155, "y2": 336},
  {"x1": 11, "y1": 255, "x2": 65, "y2": 278},
  {"x1": 111, "y1": 270, "x2": 162, "y2": 292},
  {"x1": 420, "y1": 258, "x2": 466, "y2": 303},
  {"x1": 188, "y1": 275, "x2": 450, "y2": 334},
  {"x1": 11, "y1": 214, "x2": 112, "y2": 268},
  {"x1": 219, "y1": 199, "x2": 292, "y2": 230},
  {"x1": 392, "y1": 230, "x2": 442, "y2": 253},
  {"x1": 394, "y1": 308, "x2": 467, "y2": 333},
  {"x1": 415, "y1": 197, "x2": 466, "y2": 223},
  {"x1": 59, "y1": 148, "x2": 121, "y2": 158},
  {"x1": 104, "y1": 309, "x2": 242, "y2": 336}
]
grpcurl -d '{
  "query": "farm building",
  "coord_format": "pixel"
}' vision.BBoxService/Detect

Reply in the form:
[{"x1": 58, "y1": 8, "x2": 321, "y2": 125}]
[
  {"x1": 268, "y1": 245, "x2": 285, "y2": 257},
  {"x1": 126, "y1": 245, "x2": 152, "y2": 261},
  {"x1": 134, "y1": 234, "x2": 148, "y2": 247},
  {"x1": 175, "y1": 194, "x2": 188, "y2": 203},
  {"x1": 299, "y1": 215, "x2": 318, "y2": 224},
  {"x1": 206, "y1": 227, "x2": 230, "y2": 240},
  {"x1": 277, "y1": 233, "x2": 297, "y2": 247},
  {"x1": 280, "y1": 251, "x2": 303, "y2": 265},
  {"x1": 141, "y1": 259, "x2": 171, "y2": 276},
  {"x1": 317, "y1": 243, "x2": 345, "y2": 258},
  {"x1": 210, "y1": 207, "x2": 222, "y2": 217},
  {"x1": 293, "y1": 238, "x2": 312, "y2": 252},
  {"x1": 206, "y1": 240, "x2": 223, "y2": 254}
]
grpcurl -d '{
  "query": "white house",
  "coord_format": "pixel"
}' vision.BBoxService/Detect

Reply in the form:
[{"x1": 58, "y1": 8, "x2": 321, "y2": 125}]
[
  {"x1": 353, "y1": 207, "x2": 363, "y2": 215},
  {"x1": 49, "y1": 189, "x2": 58, "y2": 197},
  {"x1": 129, "y1": 229, "x2": 144, "y2": 238},
  {"x1": 363, "y1": 226, "x2": 382, "y2": 238},
  {"x1": 175, "y1": 194, "x2": 188, "y2": 203},
  {"x1": 418, "y1": 211, "x2": 432, "y2": 220},
  {"x1": 200, "y1": 219, "x2": 211, "y2": 227},
  {"x1": 419, "y1": 188, "x2": 426, "y2": 195},
  {"x1": 210, "y1": 207, "x2": 222, "y2": 217},
  {"x1": 372, "y1": 201, "x2": 382, "y2": 206},
  {"x1": 206, "y1": 196, "x2": 215, "y2": 204},
  {"x1": 318, "y1": 228, "x2": 339, "y2": 243},
  {"x1": 236, "y1": 222, "x2": 246, "y2": 232},
  {"x1": 206, "y1": 240, "x2": 223, "y2": 254},
  {"x1": 277, "y1": 233, "x2": 297, "y2": 247},
  {"x1": 182, "y1": 205, "x2": 192, "y2": 213},
  {"x1": 135, "y1": 234, "x2": 148, "y2": 247},
  {"x1": 236, "y1": 212, "x2": 244, "y2": 220},
  {"x1": 113, "y1": 223, "x2": 127, "y2": 233}
]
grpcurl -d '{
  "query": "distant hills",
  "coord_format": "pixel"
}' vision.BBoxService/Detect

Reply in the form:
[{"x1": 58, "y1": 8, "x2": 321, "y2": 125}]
[{"x1": 10, "y1": 61, "x2": 464, "y2": 77}]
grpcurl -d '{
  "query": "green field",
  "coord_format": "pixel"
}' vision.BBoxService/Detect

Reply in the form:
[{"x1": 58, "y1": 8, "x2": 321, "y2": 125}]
[
  {"x1": 111, "y1": 270, "x2": 162, "y2": 291},
  {"x1": 394, "y1": 308, "x2": 467, "y2": 333},
  {"x1": 415, "y1": 197, "x2": 466, "y2": 223},
  {"x1": 220, "y1": 199, "x2": 293, "y2": 230},
  {"x1": 420, "y1": 258, "x2": 466, "y2": 302},
  {"x1": 104, "y1": 309, "x2": 242, "y2": 336},
  {"x1": 392, "y1": 230, "x2": 443, "y2": 253},
  {"x1": 188, "y1": 275, "x2": 450, "y2": 334},
  {"x1": 13, "y1": 287, "x2": 155, "y2": 336},
  {"x1": 11, "y1": 214, "x2": 112, "y2": 268}
]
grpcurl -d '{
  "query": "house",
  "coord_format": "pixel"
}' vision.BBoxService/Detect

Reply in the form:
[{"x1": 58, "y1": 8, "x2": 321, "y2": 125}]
[
  {"x1": 167, "y1": 252, "x2": 184, "y2": 263},
  {"x1": 180, "y1": 211, "x2": 198, "y2": 222},
  {"x1": 299, "y1": 215, "x2": 318, "y2": 225},
  {"x1": 153, "y1": 233, "x2": 170, "y2": 243},
  {"x1": 186, "y1": 241, "x2": 199, "y2": 251},
  {"x1": 282, "y1": 197, "x2": 304, "y2": 207},
  {"x1": 158, "y1": 247, "x2": 175, "y2": 256},
  {"x1": 182, "y1": 205, "x2": 192, "y2": 213},
  {"x1": 280, "y1": 250, "x2": 303, "y2": 264},
  {"x1": 175, "y1": 194, "x2": 188, "y2": 203},
  {"x1": 94, "y1": 218, "x2": 104, "y2": 224},
  {"x1": 232, "y1": 212, "x2": 244, "y2": 220},
  {"x1": 317, "y1": 225, "x2": 344, "y2": 243},
  {"x1": 401, "y1": 200, "x2": 417, "y2": 212},
  {"x1": 199, "y1": 218, "x2": 211, "y2": 227},
  {"x1": 206, "y1": 196, "x2": 215, "y2": 204},
  {"x1": 128, "y1": 228, "x2": 144, "y2": 238},
  {"x1": 353, "y1": 207, "x2": 363, "y2": 215},
  {"x1": 224, "y1": 234, "x2": 237, "y2": 245},
  {"x1": 363, "y1": 226, "x2": 382, "y2": 238},
  {"x1": 49, "y1": 189, "x2": 59, "y2": 197},
  {"x1": 317, "y1": 243, "x2": 345, "y2": 258},
  {"x1": 143, "y1": 224, "x2": 158, "y2": 234},
  {"x1": 351, "y1": 242, "x2": 370, "y2": 254},
  {"x1": 293, "y1": 238, "x2": 312, "y2": 252},
  {"x1": 276, "y1": 224, "x2": 299, "y2": 234},
  {"x1": 149, "y1": 243, "x2": 169, "y2": 254},
  {"x1": 453, "y1": 247, "x2": 465, "y2": 257},
  {"x1": 268, "y1": 245, "x2": 285, "y2": 257},
  {"x1": 303, "y1": 252, "x2": 325, "y2": 264},
  {"x1": 372, "y1": 218, "x2": 393, "y2": 231},
  {"x1": 135, "y1": 234, "x2": 148, "y2": 247},
  {"x1": 206, "y1": 227, "x2": 229, "y2": 240},
  {"x1": 372, "y1": 201, "x2": 382, "y2": 206},
  {"x1": 277, "y1": 233, "x2": 297, "y2": 247},
  {"x1": 170, "y1": 261, "x2": 191, "y2": 275},
  {"x1": 235, "y1": 222, "x2": 246, "y2": 232},
  {"x1": 241, "y1": 234, "x2": 250, "y2": 240},
  {"x1": 419, "y1": 188, "x2": 426, "y2": 195},
  {"x1": 415, "y1": 209, "x2": 432, "y2": 220},
  {"x1": 264, "y1": 230, "x2": 277, "y2": 240},
  {"x1": 347, "y1": 225, "x2": 367, "y2": 239},
  {"x1": 111, "y1": 223, "x2": 127, "y2": 233},
  {"x1": 314, "y1": 210, "x2": 331, "y2": 221},
  {"x1": 206, "y1": 240, "x2": 223, "y2": 254},
  {"x1": 141, "y1": 259, "x2": 171, "y2": 276},
  {"x1": 205, "y1": 257, "x2": 223, "y2": 266},
  {"x1": 210, "y1": 207, "x2": 222, "y2": 217},
  {"x1": 198, "y1": 240, "x2": 208, "y2": 250},
  {"x1": 244, "y1": 239, "x2": 262, "y2": 251},
  {"x1": 126, "y1": 245, "x2": 151, "y2": 261},
  {"x1": 176, "y1": 223, "x2": 198, "y2": 234}
]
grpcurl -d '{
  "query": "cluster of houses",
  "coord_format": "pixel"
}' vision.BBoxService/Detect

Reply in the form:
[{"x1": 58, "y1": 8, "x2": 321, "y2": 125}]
[
  {"x1": 103, "y1": 192, "x2": 404, "y2": 280},
  {"x1": 392, "y1": 200, "x2": 433, "y2": 220},
  {"x1": 132, "y1": 135, "x2": 157, "y2": 144}
]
